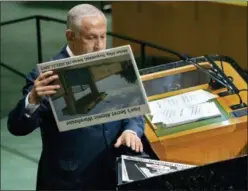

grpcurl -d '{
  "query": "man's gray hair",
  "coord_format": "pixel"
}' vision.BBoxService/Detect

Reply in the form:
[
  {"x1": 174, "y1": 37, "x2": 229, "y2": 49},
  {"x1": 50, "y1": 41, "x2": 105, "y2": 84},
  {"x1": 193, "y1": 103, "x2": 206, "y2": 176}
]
[{"x1": 67, "y1": 4, "x2": 106, "y2": 32}]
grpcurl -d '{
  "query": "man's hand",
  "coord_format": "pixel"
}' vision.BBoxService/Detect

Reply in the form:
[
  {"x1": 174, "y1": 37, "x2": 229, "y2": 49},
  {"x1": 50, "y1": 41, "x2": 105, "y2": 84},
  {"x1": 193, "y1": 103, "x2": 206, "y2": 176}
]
[
  {"x1": 114, "y1": 131, "x2": 143, "y2": 153},
  {"x1": 29, "y1": 71, "x2": 60, "y2": 104}
]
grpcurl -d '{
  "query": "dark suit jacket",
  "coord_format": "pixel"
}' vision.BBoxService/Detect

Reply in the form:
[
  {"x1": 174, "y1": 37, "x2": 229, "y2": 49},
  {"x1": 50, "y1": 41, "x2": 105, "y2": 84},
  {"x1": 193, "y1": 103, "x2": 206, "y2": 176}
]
[{"x1": 7, "y1": 45, "x2": 145, "y2": 190}]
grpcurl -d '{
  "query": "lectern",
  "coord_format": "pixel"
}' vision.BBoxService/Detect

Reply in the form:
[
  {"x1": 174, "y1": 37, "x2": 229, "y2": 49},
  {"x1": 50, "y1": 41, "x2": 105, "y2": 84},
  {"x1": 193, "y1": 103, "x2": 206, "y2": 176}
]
[
  {"x1": 116, "y1": 55, "x2": 247, "y2": 190},
  {"x1": 141, "y1": 55, "x2": 247, "y2": 165}
]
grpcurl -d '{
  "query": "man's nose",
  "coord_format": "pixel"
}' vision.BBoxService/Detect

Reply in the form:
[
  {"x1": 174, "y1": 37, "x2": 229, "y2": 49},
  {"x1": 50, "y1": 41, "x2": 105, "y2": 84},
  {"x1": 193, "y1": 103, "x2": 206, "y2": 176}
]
[{"x1": 94, "y1": 39, "x2": 103, "y2": 50}]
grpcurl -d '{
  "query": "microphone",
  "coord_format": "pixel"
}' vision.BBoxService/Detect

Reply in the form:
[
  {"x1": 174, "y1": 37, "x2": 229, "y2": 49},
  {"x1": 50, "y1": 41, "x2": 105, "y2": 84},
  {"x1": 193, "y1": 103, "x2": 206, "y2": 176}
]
[
  {"x1": 203, "y1": 55, "x2": 247, "y2": 110},
  {"x1": 180, "y1": 55, "x2": 247, "y2": 110},
  {"x1": 161, "y1": 50, "x2": 247, "y2": 110},
  {"x1": 152, "y1": 44, "x2": 247, "y2": 111}
]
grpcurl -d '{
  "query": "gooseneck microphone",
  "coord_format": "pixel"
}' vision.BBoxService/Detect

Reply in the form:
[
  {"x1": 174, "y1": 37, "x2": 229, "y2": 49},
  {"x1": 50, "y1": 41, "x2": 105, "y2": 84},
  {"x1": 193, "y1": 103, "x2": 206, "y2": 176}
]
[{"x1": 164, "y1": 51, "x2": 247, "y2": 111}]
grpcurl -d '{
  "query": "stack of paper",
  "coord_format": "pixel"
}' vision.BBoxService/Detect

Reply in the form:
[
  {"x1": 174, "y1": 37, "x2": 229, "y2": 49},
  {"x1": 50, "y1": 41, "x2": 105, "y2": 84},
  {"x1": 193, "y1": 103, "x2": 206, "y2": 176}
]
[
  {"x1": 121, "y1": 155, "x2": 196, "y2": 183},
  {"x1": 148, "y1": 90, "x2": 221, "y2": 127}
]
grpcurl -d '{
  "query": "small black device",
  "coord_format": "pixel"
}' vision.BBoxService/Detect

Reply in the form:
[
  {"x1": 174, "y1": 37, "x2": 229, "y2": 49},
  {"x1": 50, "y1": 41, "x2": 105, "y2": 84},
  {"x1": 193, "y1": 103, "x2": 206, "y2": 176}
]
[{"x1": 230, "y1": 108, "x2": 248, "y2": 117}]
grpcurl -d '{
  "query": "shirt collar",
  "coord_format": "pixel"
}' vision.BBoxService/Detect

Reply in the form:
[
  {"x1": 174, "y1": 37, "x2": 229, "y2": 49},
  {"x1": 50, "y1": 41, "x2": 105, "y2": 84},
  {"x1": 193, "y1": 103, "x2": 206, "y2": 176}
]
[{"x1": 66, "y1": 45, "x2": 74, "y2": 57}]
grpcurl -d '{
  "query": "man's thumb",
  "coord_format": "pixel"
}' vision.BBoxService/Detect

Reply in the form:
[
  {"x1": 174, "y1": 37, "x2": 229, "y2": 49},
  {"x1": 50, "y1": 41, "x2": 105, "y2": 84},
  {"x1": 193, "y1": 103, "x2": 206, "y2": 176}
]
[{"x1": 114, "y1": 137, "x2": 122, "y2": 148}]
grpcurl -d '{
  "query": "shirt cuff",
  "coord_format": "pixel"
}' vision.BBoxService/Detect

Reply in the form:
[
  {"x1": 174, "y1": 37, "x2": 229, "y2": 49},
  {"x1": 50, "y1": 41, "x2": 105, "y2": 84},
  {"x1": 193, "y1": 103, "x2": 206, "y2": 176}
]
[
  {"x1": 123, "y1": 130, "x2": 137, "y2": 137},
  {"x1": 25, "y1": 92, "x2": 40, "y2": 117}
]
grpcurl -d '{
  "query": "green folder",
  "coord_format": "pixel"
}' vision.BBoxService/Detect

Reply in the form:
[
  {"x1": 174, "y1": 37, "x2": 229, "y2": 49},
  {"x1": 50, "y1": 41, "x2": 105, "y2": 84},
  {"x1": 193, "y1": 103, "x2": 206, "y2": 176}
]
[{"x1": 147, "y1": 99, "x2": 231, "y2": 137}]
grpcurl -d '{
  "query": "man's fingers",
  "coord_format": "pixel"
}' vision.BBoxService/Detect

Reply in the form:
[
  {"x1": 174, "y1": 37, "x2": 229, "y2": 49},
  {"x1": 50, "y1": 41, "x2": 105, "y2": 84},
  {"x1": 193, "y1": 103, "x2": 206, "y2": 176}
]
[
  {"x1": 130, "y1": 136, "x2": 136, "y2": 151},
  {"x1": 36, "y1": 85, "x2": 60, "y2": 92},
  {"x1": 114, "y1": 137, "x2": 122, "y2": 148},
  {"x1": 135, "y1": 138, "x2": 141, "y2": 152},
  {"x1": 125, "y1": 135, "x2": 131, "y2": 147},
  {"x1": 38, "y1": 71, "x2": 54, "y2": 81},
  {"x1": 139, "y1": 142, "x2": 143, "y2": 153},
  {"x1": 34, "y1": 74, "x2": 59, "y2": 98},
  {"x1": 116, "y1": 133, "x2": 143, "y2": 153},
  {"x1": 134, "y1": 137, "x2": 143, "y2": 153},
  {"x1": 37, "y1": 90, "x2": 57, "y2": 96},
  {"x1": 40, "y1": 75, "x2": 59, "y2": 86},
  {"x1": 29, "y1": 71, "x2": 58, "y2": 104}
]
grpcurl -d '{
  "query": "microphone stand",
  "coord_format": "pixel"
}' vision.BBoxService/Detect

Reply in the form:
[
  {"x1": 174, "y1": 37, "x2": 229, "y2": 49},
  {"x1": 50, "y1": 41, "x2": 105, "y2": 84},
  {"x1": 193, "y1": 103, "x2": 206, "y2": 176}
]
[
  {"x1": 153, "y1": 46, "x2": 247, "y2": 111},
  {"x1": 183, "y1": 56, "x2": 247, "y2": 110},
  {"x1": 204, "y1": 55, "x2": 247, "y2": 110}
]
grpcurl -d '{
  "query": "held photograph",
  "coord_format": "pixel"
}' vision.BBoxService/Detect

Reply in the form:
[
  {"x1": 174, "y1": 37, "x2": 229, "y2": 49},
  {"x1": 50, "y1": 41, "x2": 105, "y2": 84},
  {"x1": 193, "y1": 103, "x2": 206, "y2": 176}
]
[{"x1": 37, "y1": 46, "x2": 150, "y2": 131}]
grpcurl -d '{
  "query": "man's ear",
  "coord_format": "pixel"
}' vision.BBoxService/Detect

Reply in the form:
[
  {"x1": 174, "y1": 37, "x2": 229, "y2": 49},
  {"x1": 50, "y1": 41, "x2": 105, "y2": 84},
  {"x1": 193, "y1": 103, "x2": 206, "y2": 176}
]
[{"x1": 66, "y1": 30, "x2": 75, "y2": 41}]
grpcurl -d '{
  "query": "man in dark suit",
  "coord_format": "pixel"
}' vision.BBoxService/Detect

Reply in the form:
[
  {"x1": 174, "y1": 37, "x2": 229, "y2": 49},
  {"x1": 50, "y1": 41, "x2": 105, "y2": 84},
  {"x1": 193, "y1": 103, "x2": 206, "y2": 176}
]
[{"x1": 7, "y1": 4, "x2": 144, "y2": 190}]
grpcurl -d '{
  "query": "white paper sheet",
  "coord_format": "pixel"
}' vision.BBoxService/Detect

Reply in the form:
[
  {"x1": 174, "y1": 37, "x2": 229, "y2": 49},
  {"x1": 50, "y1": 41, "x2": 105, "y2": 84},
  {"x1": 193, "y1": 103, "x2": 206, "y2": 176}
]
[{"x1": 149, "y1": 90, "x2": 221, "y2": 126}]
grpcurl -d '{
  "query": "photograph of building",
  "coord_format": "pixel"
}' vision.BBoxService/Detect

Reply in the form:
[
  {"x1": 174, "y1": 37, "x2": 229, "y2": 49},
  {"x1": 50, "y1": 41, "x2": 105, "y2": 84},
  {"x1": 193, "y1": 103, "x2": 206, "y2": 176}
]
[{"x1": 50, "y1": 57, "x2": 146, "y2": 122}]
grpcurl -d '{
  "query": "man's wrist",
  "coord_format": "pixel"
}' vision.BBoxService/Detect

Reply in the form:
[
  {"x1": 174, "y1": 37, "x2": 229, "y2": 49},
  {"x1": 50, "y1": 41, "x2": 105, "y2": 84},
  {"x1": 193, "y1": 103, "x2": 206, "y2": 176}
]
[
  {"x1": 25, "y1": 92, "x2": 40, "y2": 116},
  {"x1": 123, "y1": 130, "x2": 137, "y2": 137},
  {"x1": 28, "y1": 91, "x2": 39, "y2": 104}
]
